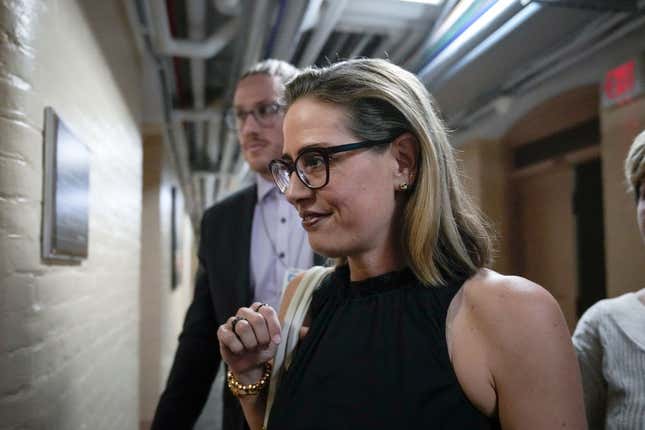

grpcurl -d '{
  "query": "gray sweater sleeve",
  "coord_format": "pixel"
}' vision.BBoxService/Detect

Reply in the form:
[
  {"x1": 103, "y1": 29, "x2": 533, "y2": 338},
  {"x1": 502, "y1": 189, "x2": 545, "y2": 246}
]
[{"x1": 572, "y1": 303, "x2": 607, "y2": 430}]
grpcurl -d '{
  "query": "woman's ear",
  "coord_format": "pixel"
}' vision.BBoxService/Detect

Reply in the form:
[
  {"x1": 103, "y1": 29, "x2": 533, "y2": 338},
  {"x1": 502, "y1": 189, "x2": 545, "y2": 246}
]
[{"x1": 390, "y1": 132, "x2": 418, "y2": 186}]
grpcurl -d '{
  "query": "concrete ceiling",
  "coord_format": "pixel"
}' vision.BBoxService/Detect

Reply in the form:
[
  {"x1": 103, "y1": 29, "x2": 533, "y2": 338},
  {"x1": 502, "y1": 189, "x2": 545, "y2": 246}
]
[{"x1": 125, "y1": 0, "x2": 645, "y2": 223}]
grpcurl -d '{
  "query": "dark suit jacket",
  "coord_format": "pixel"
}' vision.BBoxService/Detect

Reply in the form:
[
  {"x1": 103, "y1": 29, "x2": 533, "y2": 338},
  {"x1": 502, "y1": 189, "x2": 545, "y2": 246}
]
[{"x1": 151, "y1": 184, "x2": 324, "y2": 430}]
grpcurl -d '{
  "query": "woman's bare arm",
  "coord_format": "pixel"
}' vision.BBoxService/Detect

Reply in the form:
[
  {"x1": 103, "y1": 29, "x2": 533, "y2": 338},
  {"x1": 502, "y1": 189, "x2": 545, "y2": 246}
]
[{"x1": 454, "y1": 270, "x2": 587, "y2": 429}]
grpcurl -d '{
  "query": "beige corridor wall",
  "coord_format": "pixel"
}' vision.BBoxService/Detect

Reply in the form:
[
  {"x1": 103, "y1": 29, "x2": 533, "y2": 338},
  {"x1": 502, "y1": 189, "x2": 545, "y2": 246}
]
[
  {"x1": 0, "y1": 1, "x2": 142, "y2": 428},
  {"x1": 458, "y1": 139, "x2": 512, "y2": 274},
  {"x1": 600, "y1": 96, "x2": 645, "y2": 298},
  {"x1": 139, "y1": 133, "x2": 194, "y2": 428}
]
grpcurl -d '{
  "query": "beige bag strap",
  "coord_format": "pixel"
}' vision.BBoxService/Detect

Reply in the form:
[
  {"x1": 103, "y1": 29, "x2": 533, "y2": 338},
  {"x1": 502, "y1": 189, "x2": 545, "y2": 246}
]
[{"x1": 263, "y1": 265, "x2": 334, "y2": 428}]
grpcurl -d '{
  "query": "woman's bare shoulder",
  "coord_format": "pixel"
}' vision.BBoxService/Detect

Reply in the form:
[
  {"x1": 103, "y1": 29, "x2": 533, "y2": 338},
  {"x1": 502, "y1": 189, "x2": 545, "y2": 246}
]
[
  {"x1": 461, "y1": 269, "x2": 561, "y2": 327},
  {"x1": 458, "y1": 269, "x2": 569, "y2": 366}
]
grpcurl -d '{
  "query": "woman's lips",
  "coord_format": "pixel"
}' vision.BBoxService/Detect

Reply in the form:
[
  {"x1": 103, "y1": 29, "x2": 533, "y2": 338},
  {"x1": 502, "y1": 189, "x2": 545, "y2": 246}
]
[{"x1": 300, "y1": 212, "x2": 331, "y2": 229}]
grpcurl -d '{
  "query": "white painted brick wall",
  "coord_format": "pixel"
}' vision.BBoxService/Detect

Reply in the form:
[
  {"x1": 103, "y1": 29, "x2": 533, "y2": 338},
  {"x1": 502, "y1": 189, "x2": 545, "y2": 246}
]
[{"x1": 0, "y1": 1, "x2": 142, "y2": 428}]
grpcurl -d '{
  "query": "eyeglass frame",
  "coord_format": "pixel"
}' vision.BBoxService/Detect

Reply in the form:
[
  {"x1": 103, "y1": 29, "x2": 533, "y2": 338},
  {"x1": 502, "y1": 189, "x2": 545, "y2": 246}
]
[
  {"x1": 224, "y1": 101, "x2": 284, "y2": 130},
  {"x1": 268, "y1": 137, "x2": 394, "y2": 194}
]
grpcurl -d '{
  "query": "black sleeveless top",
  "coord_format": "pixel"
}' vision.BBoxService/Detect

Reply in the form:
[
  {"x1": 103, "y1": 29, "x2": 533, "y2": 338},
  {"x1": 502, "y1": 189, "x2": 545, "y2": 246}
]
[{"x1": 267, "y1": 266, "x2": 501, "y2": 429}]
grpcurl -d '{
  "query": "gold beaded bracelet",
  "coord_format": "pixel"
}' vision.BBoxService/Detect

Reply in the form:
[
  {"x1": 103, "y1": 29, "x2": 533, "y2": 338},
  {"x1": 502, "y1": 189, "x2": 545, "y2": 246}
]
[{"x1": 227, "y1": 362, "x2": 273, "y2": 397}]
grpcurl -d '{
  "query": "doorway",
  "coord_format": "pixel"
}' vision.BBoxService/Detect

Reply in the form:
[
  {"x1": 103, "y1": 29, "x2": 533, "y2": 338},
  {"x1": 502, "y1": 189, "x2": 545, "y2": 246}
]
[{"x1": 573, "y1": 158, "x2": 607, "y2": 316}]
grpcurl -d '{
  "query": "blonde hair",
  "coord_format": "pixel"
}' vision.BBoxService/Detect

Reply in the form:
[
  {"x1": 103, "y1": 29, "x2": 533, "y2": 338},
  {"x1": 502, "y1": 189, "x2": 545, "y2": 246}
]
[
  {"x1": 284, "y1": 58, "x2": 492, "y2": 286},
  {"x1": 625, "y1": 130, "x2": 645, "y2": 200}
]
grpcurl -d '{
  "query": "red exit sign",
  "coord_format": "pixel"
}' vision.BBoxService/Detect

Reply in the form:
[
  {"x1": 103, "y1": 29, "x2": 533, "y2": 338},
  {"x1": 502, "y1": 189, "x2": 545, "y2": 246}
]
[{"x1": 602, "y1": 57, "x2": 643, "y2": 108}]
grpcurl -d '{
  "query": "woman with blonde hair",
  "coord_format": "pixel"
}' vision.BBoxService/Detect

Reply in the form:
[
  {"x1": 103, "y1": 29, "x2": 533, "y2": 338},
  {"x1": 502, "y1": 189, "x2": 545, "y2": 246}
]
[
  {"x1": 217, "y1": 58, "x2": 586, "y2": 429},
  {"x1": 573, "y1": 130, "x2": 645, "y2": 430}
]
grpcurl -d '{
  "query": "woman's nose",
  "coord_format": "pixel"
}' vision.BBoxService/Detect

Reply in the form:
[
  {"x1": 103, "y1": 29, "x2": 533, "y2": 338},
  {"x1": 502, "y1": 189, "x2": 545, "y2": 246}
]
[{"x1": 285, "y1": 172, "x2": 311, "y2": 205}]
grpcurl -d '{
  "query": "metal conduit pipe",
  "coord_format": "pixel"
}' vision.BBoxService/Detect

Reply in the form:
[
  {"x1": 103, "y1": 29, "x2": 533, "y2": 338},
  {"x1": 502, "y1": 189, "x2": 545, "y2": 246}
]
[
  {"x1": 188, "y1": 0, "x2": 207, "y2": 169},
  {"x1": 371, "y1": 31, "x2": 397, "y2": 59},
  {"x1": 431, "y1": 1, "x2": 542, "y2": 89},
  {"x1": 264, "y1": 0, "x2": 289, "y2": 58},
  {"x1": 240, "y1": 0, "x2": 273, "y2": 71},
  {"x1": 500, "y1": 11, "x2": 626, "y2": 92},
  {"x1": 388, "y1": 30, "x2": 427, "y2": 66},
  {"x1": 519, "y1": 14, "x2": 645, "y2": 93},
  {"x1": 401, "y1": 0, "x2": 459, "y2": 71},
  {"x1": 214, "y1": 0, "x2": 242, "y2": 16},
  {"x1": 271, "y1": 0, "x2": 312, "y2": 61},
  {"x1": 451, "y1": 13, "x2": 645, "y2": 133},
  {"x1": 147, "y1": 0, "x2": 239, "y2": 58},
  {"x1": 298, "y1": 0, "x2": 348, "y2": 67},
  {"x1": 418, "y1": 0, "x2": 524, "y2": 86},
  {"x1": 348, "y1": 34, "x2": 373, "y2": 59},
  {"x1": 129, "y1": 0, "x2": 200, "y2": 224}
]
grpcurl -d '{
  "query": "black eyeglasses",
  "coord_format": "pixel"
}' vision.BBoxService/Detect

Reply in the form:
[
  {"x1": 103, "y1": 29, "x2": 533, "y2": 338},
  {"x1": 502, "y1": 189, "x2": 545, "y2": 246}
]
[
  {"x1": 269, "y1": 137, "x2": 393, "y2": 193},
  {"x1": 225, "y1": 102, "x2": 284, "y2": 130}
]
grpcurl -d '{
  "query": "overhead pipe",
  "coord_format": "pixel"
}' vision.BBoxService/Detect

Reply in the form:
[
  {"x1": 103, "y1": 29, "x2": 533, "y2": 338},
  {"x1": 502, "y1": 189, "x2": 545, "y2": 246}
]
[
  {"x1": 271, "y1": 0, "x2": 315, "y2": 61},
  {"x1": 368, "y1": 31, "x2": 395, "y2": 58},
  {"x1": 147, "y1": 0, "x2": 239, "y2": 58},
  {"x1": 519, "y1": 13, "x2": 645, "y2": 93},
  {"x1": 214, "y1": 0, "x2": 242, "y2": 16},
  {"x1": 418, "y1": 0, "x2": 525, "y2": 86},
  {"x1": 240, "y1": 0, "x2": 273, "y2": 71},
  {"x1": 129, "y1": 0, "x2": 200, "y2": 225},
  {"x1": 264, "y1": 0, "x2": 289, "y2": 58},
  {"x1": 389, "y1": 30, "x2": 427, "y2": 65},
  {"x1": 495, "y1": 10, "x2": 622, "y2": 92},
  {"x1": 298, "y1": 0, "x2": 349, "y2": 67},
  {"x1": 348, "y1": 34, "x2": 373, "y2": 59},
  {"x1": 451, "y1": 12, "x2": 645, "y2": 133},
  {"x1": 401, "y1": 0, "x2": 459, "y2": 70},
  {"x1": 431, "y1": 1, "x2": 541, "y2": 89},
  {"x1": 326, "y1": 32, "x2": 351, "y2": 60},
  {"x1": 188, "y1": 0, "x2": 207, "y2": 168}
]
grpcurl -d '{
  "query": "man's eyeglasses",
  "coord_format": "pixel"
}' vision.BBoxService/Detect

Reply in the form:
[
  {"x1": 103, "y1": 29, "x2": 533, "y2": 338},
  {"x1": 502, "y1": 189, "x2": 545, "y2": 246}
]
[
  {"x1": 269, "y1": 137, "x2": 393, "y2": 193},
  {"x1": 225, "y1": 102, "x2": 284, "y2": 130}
]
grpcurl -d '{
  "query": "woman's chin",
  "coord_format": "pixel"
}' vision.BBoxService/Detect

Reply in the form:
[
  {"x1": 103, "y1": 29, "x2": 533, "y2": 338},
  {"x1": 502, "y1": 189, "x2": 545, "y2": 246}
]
[{"x1": 309, "y1": 238, "x2": 343, "y2": 259}]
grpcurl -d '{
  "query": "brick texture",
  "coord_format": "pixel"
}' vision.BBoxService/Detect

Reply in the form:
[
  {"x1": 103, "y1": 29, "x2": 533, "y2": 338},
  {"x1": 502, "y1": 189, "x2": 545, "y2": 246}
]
[{"x1": 0, "y1": 1, "x2": 142, "y2": 429}]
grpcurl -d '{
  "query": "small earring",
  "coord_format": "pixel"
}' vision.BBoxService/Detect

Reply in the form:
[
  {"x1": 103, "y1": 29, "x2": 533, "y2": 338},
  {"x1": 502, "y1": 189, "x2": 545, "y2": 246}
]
[{"x1": 399, "y1": 183, "x2": 409, "y2": 191}]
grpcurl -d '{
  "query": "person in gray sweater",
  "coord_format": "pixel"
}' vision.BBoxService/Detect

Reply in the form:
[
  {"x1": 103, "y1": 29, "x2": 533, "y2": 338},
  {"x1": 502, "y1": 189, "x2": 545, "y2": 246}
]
[{"x1": 572, "y1": 129, "x2": 645, "y2": 430}]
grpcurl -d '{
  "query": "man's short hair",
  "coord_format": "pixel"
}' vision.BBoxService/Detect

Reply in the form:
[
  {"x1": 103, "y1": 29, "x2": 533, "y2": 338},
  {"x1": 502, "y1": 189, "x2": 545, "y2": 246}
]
[{"x1": 239, "y1": 59, "x2": 300, "y2": 87}]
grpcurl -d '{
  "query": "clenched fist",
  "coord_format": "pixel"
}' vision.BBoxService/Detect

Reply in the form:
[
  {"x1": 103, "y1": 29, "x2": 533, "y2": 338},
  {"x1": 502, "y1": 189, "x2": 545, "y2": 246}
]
[{"x1": 217, "y1": 302, "x2": 282, "y2": 384}]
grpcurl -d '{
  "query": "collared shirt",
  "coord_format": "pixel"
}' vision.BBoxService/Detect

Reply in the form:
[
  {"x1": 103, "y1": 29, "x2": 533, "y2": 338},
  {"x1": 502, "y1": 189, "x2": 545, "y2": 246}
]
[{"x1": 250, "y1": 174, "x2": 313, "y2": 310}]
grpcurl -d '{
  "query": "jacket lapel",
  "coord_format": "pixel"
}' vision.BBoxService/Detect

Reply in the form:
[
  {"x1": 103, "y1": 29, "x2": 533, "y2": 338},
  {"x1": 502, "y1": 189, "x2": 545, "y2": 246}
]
[{"x1": 235, "y1": 185, "x2": 257, "y2": 307}]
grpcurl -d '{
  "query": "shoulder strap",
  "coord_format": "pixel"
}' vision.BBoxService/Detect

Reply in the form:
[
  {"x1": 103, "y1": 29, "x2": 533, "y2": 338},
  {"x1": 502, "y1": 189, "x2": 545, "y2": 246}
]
[{"x1": 264, "y1": 265, "x2": 334, "y2": 427}]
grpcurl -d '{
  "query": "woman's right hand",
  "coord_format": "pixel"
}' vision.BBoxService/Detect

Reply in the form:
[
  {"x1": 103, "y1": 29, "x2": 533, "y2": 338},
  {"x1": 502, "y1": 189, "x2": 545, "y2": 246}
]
[{"x1": 217, "y1": 302, "x2": 282, "y2": 384}]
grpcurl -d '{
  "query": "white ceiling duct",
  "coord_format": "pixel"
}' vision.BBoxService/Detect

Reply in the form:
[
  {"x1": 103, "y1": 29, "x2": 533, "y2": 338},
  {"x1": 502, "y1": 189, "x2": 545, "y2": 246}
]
[{"x1": 147, "y1": 0, "x2": 239, "y2": 58}]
